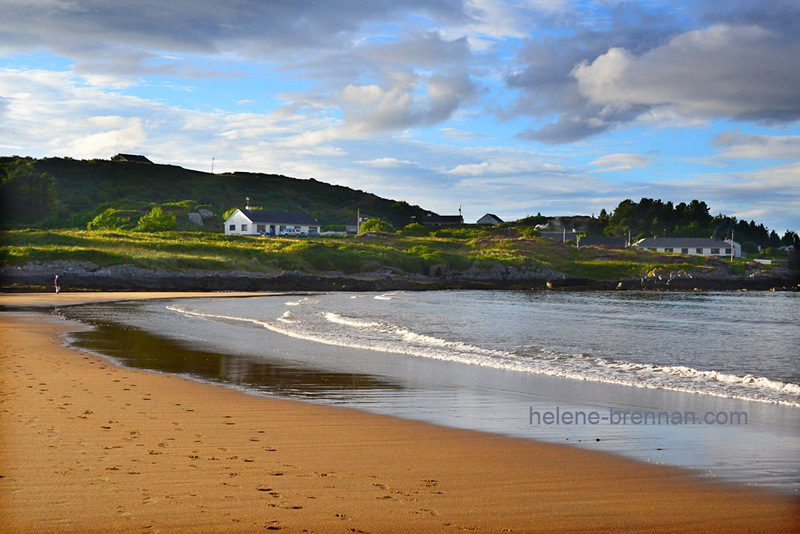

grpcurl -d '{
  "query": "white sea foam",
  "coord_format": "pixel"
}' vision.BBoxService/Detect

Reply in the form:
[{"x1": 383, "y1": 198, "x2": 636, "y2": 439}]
[
  {"x1": 324, "y1": 312, "x2": 382, "y2": 329},
  {"x1": 166, "y1": 304, "x2": 800, "y2": 407},
  {"x1": 278, "y1": 311, "x2": 297, "y2": 323}
]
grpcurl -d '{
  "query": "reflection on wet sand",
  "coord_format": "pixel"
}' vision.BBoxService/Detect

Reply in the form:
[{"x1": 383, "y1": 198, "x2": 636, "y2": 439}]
[{"x1": 58, "y1": 304, "x2": 404, "y2": 399}]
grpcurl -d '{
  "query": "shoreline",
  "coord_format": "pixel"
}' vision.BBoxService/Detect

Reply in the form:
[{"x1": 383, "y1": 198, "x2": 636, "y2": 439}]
[
  {"x1": 2, "y1": 293, "x2": 799, "y2": 532},
  {"x1": 2, "y1": 263, "x2": 799, "y2": 293}
]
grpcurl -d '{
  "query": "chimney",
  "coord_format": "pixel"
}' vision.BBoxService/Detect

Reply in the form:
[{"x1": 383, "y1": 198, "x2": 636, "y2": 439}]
[{"x1": 245, "y1": 197, "x2": 250, "y2": 210}]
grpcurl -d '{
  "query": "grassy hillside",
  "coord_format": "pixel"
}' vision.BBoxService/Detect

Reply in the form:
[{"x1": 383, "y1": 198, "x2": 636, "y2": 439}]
[
  {"x1": 0, "y1": 156, "x2": 432, "y2": 230},
  {"x1": 1, "y1": 229, "x2": 719, "y2": 279}
]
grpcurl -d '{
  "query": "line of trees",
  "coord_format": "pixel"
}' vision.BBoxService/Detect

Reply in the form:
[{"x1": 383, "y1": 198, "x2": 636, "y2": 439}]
[{"x1": 600, "y1": 198, "x2": 798, "y2": 251}]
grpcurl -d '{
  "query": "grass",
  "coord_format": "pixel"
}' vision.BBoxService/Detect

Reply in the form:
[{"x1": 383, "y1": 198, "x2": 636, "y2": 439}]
[{"x1": 0, "y1": 229, "x2": 725, "y2": 279}]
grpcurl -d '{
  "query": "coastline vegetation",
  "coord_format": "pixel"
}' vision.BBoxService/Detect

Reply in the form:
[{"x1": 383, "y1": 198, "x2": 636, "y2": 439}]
[
  {"x1": 0, "y1": 229, "x2": 719, "y2": 279},
  {"x1": 1, "y1": 156, "x2": 795, "y2": 282}
]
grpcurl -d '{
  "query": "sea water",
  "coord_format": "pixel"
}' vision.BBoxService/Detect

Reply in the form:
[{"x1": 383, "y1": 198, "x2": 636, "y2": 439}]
[{"x1": 59, "y1": 290, "x2": 800, "y2": 492}]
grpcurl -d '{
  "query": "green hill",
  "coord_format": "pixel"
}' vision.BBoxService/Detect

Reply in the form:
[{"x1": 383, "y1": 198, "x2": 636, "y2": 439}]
[{"x1": 0, "y1": 156, "x2": 432, "y2": 230}]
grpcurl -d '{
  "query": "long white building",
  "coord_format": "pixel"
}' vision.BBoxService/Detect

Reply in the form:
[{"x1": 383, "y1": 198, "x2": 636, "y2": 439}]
[
  {"x1": 631, "y1": 237, "x2": 742, "y2": 258},
  {"x1": 224, "y1": 208, "x2": 320, "y2": 236}
]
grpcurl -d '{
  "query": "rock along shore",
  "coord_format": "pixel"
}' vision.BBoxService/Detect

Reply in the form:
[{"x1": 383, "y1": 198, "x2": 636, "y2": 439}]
[{"x1": 2, "y1": 260, "x2": 799, "y2": 293}]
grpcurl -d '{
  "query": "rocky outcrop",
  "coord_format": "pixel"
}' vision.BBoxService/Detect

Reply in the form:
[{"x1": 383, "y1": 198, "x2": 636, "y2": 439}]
[{"x1": 1, "y1": 260, "x2": 798, "y2": 293}]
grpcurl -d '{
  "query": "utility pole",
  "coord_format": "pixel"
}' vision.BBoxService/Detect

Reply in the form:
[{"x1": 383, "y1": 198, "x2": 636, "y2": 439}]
[
  {"x1": 731, "y1": 229, "x2": 735, "y2": 261},
  {"x1": 211, "y1": 157, "x2": 215, "y2": 174}
]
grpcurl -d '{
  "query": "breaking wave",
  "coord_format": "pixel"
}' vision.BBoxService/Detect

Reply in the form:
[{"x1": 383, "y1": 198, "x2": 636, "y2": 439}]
[{"x1": 166, "y1": 304, "x2": 800, "y2": 407}]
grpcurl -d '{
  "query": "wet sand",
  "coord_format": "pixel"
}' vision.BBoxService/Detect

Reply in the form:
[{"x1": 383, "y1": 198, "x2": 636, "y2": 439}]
[{"x1": 1, "y1": 293, "x2": 798, "y2": 533}]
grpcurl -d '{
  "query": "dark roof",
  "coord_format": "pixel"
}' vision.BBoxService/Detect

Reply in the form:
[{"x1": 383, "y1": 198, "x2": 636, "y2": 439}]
[
  {"x1": 579, "y1": 236, "x2": 627, "y2": 248},
  {"x1": 477, "y1": 213, "x2": 503, "y2": 224},
  {"x1": 111, "y1": 153, "x2": 152, "y2": 163},
  {"x1": 240, "y1": 209, "x2": 318, "y2": 225},
  {"x1": 423, "y1": 214, "x2": 464, "y2": 225},
  {"x1": 633, "y1": 237, "x2": 732, "y2": 248}
]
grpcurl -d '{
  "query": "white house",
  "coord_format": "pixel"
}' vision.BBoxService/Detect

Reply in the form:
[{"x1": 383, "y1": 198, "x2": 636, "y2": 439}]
[
  {"x1": 631, "y1": 237, "x2": 742, "y2": 258},
  {"x1": 224, "y1": 208, "x2": 320, "y2": 236},
  {"x1": 477, "y1": 213, "x2": 503, "y2": 225}
]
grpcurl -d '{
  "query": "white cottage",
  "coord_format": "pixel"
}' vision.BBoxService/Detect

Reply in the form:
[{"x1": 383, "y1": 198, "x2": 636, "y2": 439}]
[
  {"x1": 224, "y1": 208, "x2": 320, "y2": 236},
  {"x1": 632, "y1": 237, "x2": 742, "y2": 258}
]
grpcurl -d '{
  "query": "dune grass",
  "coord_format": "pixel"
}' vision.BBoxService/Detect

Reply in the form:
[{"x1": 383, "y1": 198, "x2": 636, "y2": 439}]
[{"x1": 1, "y1": 229, "x2": 719, "y2": 279}]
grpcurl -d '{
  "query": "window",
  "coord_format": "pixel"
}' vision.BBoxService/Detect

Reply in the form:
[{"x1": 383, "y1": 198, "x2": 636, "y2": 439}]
[
  {"x1": 229, "y1": 224, "x2": 236, "y2": 231},
  {"x1": 665, "y1": 248, "x2": 673, "y2": 253},
  {"x1": 711, "y1": 248, "x2": 720, "y2": 255},
  {"x1": 681, "y1": 248, "x2": 689, "y2": 254},
  {"x1": 257, "y1": 224, "x2": 266, "y2": 234},
  {"x1": 241, "y1": 224, "x2": 248, "y2": 232},
  {"x1": 696, "y1": 248, "x2": 703, "y2": 254},
  {"x1": 725, "y1": 248, "x2": 731, "y2": 255}
]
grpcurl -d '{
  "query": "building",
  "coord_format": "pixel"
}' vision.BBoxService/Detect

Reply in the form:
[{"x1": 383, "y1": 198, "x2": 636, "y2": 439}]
[
  {"x1": 111, "y1": 153, "x2": 152, "y2": 164},
  {"x1": 476, "y1": 213, "x2": 503, "y2": 225},
  {"x1": 422, "y1": 214, "x2": 464, "y2": 227},
  {"x1": 578, "y1": 236, "x2": 627, "y2": 248},
  {"x1": 224, "y1": 208, "x2": 320, "y2": 236},
  {"x1": 631, "y1": 237, "x2": 742, "y2": 258}
]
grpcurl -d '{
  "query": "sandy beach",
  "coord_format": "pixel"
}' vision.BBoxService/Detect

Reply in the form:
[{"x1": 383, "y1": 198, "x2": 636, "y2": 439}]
[{"x1": 1, "y1": 293, "x2": 798, "y2": 533}]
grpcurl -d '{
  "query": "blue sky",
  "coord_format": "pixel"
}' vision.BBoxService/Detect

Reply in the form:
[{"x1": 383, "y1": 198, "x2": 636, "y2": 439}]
[{"x1": 1, "y1": 0, "x2": 799, "y2": 232}]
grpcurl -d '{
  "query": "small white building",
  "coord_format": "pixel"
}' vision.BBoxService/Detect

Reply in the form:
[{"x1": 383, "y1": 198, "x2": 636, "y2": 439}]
[
  {"x1": 224, "y1": 208, "x2": 320, "y2": 236},
  {"x1": 476, "y1": 213, "x2": 503, "y2": 225},
  {"x1": 631, "y1": 237, "x2": 742, "y2": 258}
]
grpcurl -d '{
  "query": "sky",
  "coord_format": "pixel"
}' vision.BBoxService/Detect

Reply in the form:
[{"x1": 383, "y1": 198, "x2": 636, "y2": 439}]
[{"x1": 1, "y1": 1, "x2": 799, "y2": 232}]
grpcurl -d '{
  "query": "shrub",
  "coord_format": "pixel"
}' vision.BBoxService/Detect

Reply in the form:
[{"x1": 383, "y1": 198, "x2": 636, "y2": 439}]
[
  {"x1": 519, "y1": 227, "x2": 541, "y2": 238},
  {"x1": 359, "y1": 218, "x2": 394, "y2": 234},
  {"x1": 87, "y1": 208, "x2": 133, "y2": 230},
  {"x1": 399, "y1": 222, "x2": 429, "y2": 237},
  {"x1": 135, "y1": 207, "x2": 176, "y2": 232},
  {"x1": 432, "y1": 227, "x2": 488, "y2": 239}
]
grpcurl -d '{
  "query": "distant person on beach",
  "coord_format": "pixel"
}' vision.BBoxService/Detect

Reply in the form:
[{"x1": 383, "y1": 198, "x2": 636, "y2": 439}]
[{"x1": 54, "y1": 274, "x2": 61, "y2": 294}]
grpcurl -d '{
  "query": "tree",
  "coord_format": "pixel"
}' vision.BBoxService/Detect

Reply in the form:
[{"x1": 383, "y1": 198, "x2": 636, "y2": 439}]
[
  {"x1": 0, "y1": 159, "x2": 60, "y2": 226},
  {"x1": 135, "y1": 207, "x2": 176, "y2": 232},
  {"x1": 781, "y1": 231, "x2": 799, "y2": 249},
  {"x1": 768, "y1": 230, "x2": 782, "y2": 249},
  {"x1": 741, "y1": 241, "x2": 758, "y2": 254}
]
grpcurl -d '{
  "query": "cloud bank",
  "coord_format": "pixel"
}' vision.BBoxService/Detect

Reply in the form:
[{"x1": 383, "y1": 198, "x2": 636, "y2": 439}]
[{"x1": 1, "y1": 0, "x2": 798, "y2": 231}]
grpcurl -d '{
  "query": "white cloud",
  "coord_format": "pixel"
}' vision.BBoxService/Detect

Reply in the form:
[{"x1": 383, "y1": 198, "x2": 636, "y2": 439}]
[
  {"x1": 587, "y1": 153, "x2": 655, "y2": 173},
  {"x1": 439, "y1": 127, "x2": 487, "y2": 139},
  {"x1": 712, "y1": 132, "x2": 800, "y2": 159},
  {"x1": 60, "y1": 119, "x2": 146, "y2": 158},
  {"x1": 572, "y1": 24, "x2": 800, "y2": 122},
  {"x1": 339, "y1": 71, "x2": 477, "y2": 134},
  {"x1": 445, "y1": 159, "x2": 562, "y2": 177},
  {"x1": 357, "y1": 157, "x2": 416, "y2": 168}
]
